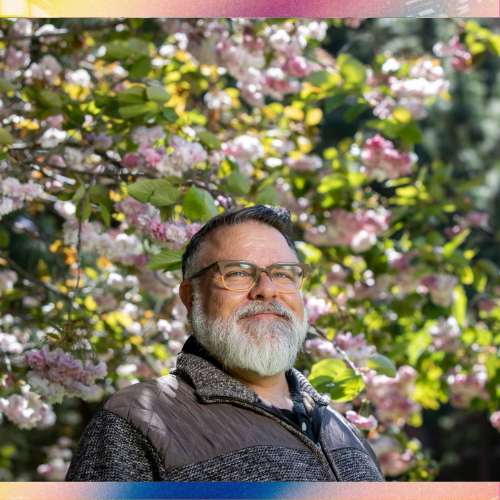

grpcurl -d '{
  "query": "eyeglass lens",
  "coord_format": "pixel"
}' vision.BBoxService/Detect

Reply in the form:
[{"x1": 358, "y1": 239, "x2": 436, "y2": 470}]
[{"x1": 220, "y1": 262, "x2": 302, "y2": 291}]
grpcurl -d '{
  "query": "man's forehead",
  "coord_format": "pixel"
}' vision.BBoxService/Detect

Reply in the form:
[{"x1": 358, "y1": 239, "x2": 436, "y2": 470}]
[{"x1": 199, "y1": 221, "x2": 297, "y2": 263}]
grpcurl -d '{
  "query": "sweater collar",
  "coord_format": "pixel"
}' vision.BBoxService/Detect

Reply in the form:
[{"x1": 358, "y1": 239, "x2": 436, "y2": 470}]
[{"x1": 173, "y1": 336, "x2": 329, "y2": 407}]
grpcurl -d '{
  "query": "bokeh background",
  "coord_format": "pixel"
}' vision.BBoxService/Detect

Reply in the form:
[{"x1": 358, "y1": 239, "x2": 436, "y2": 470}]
[{"x1": 0, "y1": 18, "x2": 499, "y2": 481}]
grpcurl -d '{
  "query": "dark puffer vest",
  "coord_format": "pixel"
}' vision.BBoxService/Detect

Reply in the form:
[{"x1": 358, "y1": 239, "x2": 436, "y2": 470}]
[{"x1": 66, "y1": 337, "x2": 384, "y2": 481}]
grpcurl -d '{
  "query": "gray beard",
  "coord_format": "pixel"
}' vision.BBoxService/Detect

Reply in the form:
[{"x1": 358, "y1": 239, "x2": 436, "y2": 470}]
[{"x1": 189, "y1": 287, "x2": 309, "y2": 376}]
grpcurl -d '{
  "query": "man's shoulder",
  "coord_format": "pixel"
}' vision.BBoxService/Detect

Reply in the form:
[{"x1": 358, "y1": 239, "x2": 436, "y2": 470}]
[{"x1": 104, "y1": 374, "x2": 195, "y2": 425}]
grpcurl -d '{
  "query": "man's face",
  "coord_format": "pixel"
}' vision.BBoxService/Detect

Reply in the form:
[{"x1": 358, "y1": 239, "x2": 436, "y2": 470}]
[{"x1": 181, "y1": 221, "x2": 309, "y2": 376}]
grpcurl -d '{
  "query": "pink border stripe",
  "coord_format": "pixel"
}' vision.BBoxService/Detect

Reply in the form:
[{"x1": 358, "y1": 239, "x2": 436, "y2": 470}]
[{"x1": 0, "y1": 0, "x2": 498, "y2": 17}]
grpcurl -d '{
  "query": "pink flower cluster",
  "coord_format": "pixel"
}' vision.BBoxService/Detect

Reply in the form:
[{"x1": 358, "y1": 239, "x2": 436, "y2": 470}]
[
  {"x1": 37, "y1": 437, "x2": 72, "y2": 481},
  {"x1": 303, "y1": 295, "x2": 332, "y2": 323},
  {"x1": 0, "y1": 177, "x2": 45, "y2": 220},
  {"x1": 371, "y1": 436, "x2": 415, "y2": 477},
  {"x1": 420, "y1": 274, "x2": 458, "y2": 308},
  {"x1": 345, "y1": 410, "x2": 378, "y2": 431},
  {"x1": 0, "y1": 270, "x2": 18, "y2": 294},
  {"x1": 429, "y1": 317, "x2": 461, "y2": 352},
  {"x1": 0, "y1": 386, "x2": 56, "y2": 429},
  {"x1": 361, "y1": 135, "x2": 415, "y2": 181},
  {"x1": 286, "y1": 155, "x2": 322, "y2": 172},
  {"x1": 210, "y1": 20, "x2": 324, "y2": 105},
  {"x1": 149, "y1": 218, "x2": 202, "y2": 250},
  {"x1": 446, "y1": 364, "x2": 489, "y2": 408},
  {"x1": 434, "y1": 36, "x2": 472, "y2": 72},
  {"x1": 365, "y1": 366, "x2": 420, "y2": 427},
  {"x1": 123, "y1": 127, "x2": 207, "y2": 176},
  {"x1": 305, "y1": 208, "x2": 390, "y2": 253},
  {"x1": 222, "y1": 134, "x2": 264, "y2": 175},
  {"x1": 25, "y1": 346, "x2": 107, "y2": 403},
  {"x1": 335, "y1": 332, "x2": 376, "y2": 365},
  {"x1": 303, "y1": 337, "x2": 337, "y2": 359},
  {"x1": 365, "y1": 56, "x2": 449, "y2": 120}
]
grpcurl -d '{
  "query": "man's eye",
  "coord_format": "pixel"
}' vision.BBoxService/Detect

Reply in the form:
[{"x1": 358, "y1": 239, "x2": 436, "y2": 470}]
[
  {"x1": 273, "y1": 271, "x2": 295, "y2": 280},
  {"x1": 225, "y1": 271, "x2": 252, "y2": 278}
]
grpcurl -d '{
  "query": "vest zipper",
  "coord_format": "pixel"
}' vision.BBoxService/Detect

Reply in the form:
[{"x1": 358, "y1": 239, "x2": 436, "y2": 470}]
[{"x1": 204, "y1": 396, "x2": 338, "y2": 481}]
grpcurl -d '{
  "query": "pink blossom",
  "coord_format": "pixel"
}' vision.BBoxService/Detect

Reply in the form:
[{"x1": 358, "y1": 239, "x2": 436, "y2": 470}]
[
  {"x1": 287, "y1": 155, "x2": 322, "y2": 172},
  {"x1": 122, "y1": 153, "x2": 140, "y2": 168},
  {"x1": 284, "y1": 56, "x2": 310, "y2": 78},
  {"x1": 464, "y1": 211, "x2": 489, "y2": 230},
  {"x1": 149, "y1": 218, "x2": 202, "y2": 250},
  {"x1": 429, "y1": 317, "x2": 461, "y2": 352},
  {"x1": 131, "y1": 125, "x2": 165, "y2": 146},
  {"x1": 169, "y1": 135, "x2": 207, "y2": 171},
  {"x1": 305, "y1": 208, "x2": 390, "y2": 252},
  {"x1": 27, "y1": 55, "x2": 62, "y2": 84},
  {"x1": 346, "y1": 410, "x2": 378, "y2": 431},
  {"x1": 379, "y1": 448, "x2": 415, "y2": 477},
  {"x1": 365, "y1": 366, "x2": 420, "y2": 427},
  {"x1": 434, "y1": 36, "x2": 472, "y2": 72},
  {"x1": 490, "y1": 411, "x2": 500, "y2": 432},
  {"x1": 361, "y1": 135, "x2": 415, "y2": 181},
  {"x1": 222, "y1": 135, "x2": 264, "y2": 163},
  {"x1": 25, "y1": 346, "x2": 107, "y2": 403},
  {"x1": 304, "y1": 338, "x2": 336, "y2": 359},
  {"x1": 139, "y1": 144, "x2": 164, "y2": 167},
  {"x1": 335, "y1": 332, "x2": 376, "y2": 364},
  {"x1": 0, "y1": 387, "x2": 55, "y2": 429},
  {"x1": 447, "y1": 364, "x2": 489, "y2": 408},
  {"x1": 420, "y1": 274, "x2": 458, "y2": 307},
  {"x1": 304, "y1": 295, "x2": 331, "y2": 323},
  {"x1": 0, "y1": 270, "x2": 18, "y2": 294},
  {"x1": 325, "y1": 264, "x2": 348, "y2": 285}
]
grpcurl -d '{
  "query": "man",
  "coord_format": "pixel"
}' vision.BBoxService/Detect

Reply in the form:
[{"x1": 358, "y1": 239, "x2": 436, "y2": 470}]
[{"x1": 66, "y1": 205, "x2": 384, "y2": 481}]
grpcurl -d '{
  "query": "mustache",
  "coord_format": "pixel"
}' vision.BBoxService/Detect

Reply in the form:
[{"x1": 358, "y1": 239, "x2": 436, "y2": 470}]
[{"x1": 236, "y1": 301, "x2": 294, "y2": 321}]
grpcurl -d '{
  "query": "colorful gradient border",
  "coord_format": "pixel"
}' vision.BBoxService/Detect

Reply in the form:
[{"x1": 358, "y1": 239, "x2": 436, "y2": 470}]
[
  {"x1": 0, "y1": 0, "x2": 498, "y2": 17},
  {"x1": 0, "y1": 482, "x2": 499, "y2": 500}
]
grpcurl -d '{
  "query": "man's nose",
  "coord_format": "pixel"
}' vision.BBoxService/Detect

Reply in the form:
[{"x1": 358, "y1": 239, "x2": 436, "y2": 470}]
[{"x1": 248, "y1": 270, "x2": 278, "y2": 300}]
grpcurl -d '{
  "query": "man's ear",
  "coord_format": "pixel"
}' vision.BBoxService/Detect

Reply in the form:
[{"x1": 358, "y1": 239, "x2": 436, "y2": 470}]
[{"x1": 179, "y1": 280, "x2": 193, "y2": 313}]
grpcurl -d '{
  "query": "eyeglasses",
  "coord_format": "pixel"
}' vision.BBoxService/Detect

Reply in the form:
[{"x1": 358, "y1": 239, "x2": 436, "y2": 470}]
[{"x1": 187, "y1": 260, "x2": 308, "y2": 293}]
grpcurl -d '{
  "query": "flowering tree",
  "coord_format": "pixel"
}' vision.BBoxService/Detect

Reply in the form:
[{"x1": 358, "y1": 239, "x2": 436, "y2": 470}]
[{"x1": 0, "y1": 18, "x2": 499, "y2": 481}]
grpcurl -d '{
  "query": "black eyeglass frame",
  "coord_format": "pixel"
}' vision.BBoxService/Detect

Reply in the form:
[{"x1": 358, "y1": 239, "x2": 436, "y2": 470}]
[{"x1": 186, "y1": 260, "x2": 309, "y2": 293}]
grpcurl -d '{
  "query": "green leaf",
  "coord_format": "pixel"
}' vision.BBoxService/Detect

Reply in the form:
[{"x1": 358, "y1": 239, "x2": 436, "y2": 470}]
[
  {"x1": 198, "y1": 131, "x2": 221, "y2": 150},
  {"x1": 146, "y1": 85, "x2": 170, "y2": 103},
  {"x1": 104, "y1": 40, "x2": 132, "y2": 60},
  {"x1": 307, "y1": 70, "x2": 331, "y2": 86},
  {"x1": 367, "y1": 354, "x2": 397, "y2": 377},
  {"x1": 182, "y1": 186, "x2": 218, "y2": 222},
  {"x1": 224, "y1": 171, "x2": 251, "y2": 195},
  {"x1": 129, "y1": 57, "x2": 152, "y2": 79},
  {"x1": 39, "y1": 90, "x2": 63, "y2": 109},
  {"x1": 0, "y1": 128, "x2": 14, "y2": 146},
  {"x1": 162, "y1": 108, "x2": 179, "y2": 123},
  {"x1": 117, "y1": 87, "x2": 145, "y2": 105},
  {"x1": 452, "y1": 285, "x2": 467, "y2": 327},
  {"x1": 127, "y1": 179, "x2": 179, "y2": 207},
  {"x1": 99, "y1": 202, "x2": 111, "y2": 227},
  {"x1": 148, "y1": 248, "x2": 183, "y2": 271},
  {"x1": 443, "y1": 229, "x2": 471, "y2": 258},
  {"x1": 0, "y1": 78, "x2": 15, "y2": 93},
  {"x1": 0, "y1": 227, "x2": 10, "y2": 248},
  {"x1": 127, "y1": 179, "x2": 157, "y2": 203},
  {"x1": 309, "y1": 359, "x2": 365, "y2": 402},
  {"x1": 338, "y1": 54, "x2": 366, "y2": 86},
  {"x1": 119, "y1": 102, "x2": 159, "y2": 119},
  {"x1": 256, "y1": 185, "x2": 278, "y2": 205},
  {"x1": 149, "y1": 180, "x2": 180, "y2": 207}
]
